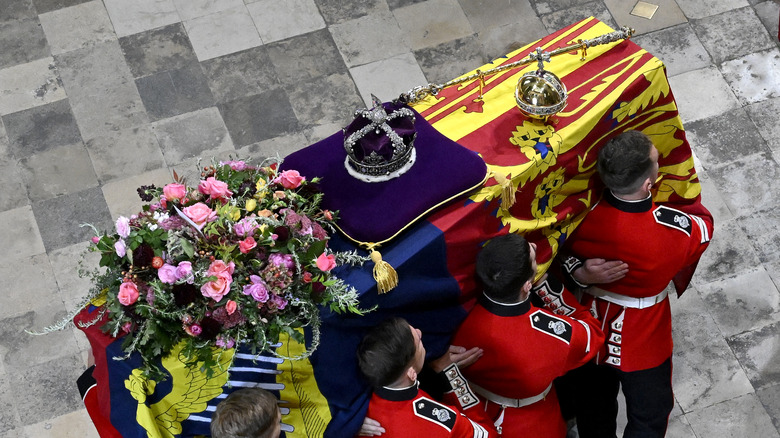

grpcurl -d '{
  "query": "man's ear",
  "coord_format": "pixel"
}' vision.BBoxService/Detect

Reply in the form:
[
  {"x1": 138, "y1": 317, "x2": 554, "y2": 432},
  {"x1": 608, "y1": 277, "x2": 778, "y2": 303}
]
[
  {"x1": 522, "y1": 280, "x2": 533, "y2": 295},
  {"x1": 406, "y1": 366, "x2": 418, "y2": 382}
]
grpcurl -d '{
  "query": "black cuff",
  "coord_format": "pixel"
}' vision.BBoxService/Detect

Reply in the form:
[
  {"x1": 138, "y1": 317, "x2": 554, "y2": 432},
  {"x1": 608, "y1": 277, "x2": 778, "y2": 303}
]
[
  {"x1": 561, "y1": 255, "x2": 588, "y2": 289},
  {"x1": 77, "y1": 365, "x2": 97, "y2": 400}
]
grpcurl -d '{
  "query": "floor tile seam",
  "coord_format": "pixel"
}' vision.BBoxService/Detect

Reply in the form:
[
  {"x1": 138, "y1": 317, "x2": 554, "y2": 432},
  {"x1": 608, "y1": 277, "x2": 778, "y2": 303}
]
[
  {"x1": 698, "y1": 148, "x2": 778, "y2": 174},
  {"x1": 691, "y1": 264, "x2": 769, "y2": 289},
  {"x1": 688, "y1": 5, "x2": 778, "y2": 64}
]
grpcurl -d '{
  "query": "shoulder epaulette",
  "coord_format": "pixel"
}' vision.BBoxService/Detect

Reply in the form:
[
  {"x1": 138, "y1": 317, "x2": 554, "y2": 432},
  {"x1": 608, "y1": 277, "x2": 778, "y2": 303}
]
[
  {"x1": 530, "y1": 310, "x2": 572, "y2": 344},
  {"x1": 653, "y1": 206, "x2": 692, "y2": 236},
  {"x1": 413, "y1": 396, "x2": 457, "y2": 432}
]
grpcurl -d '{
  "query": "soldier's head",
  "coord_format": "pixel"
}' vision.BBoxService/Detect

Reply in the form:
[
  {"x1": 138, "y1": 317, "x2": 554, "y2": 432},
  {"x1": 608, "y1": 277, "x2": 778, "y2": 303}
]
[
  {"x1": 598, "y1": 130, "x2": 659, "y2": 196},
  {"x1": 476, "y1": 233, "x2": 537, "y2": 303},
  {"x1": 357, "y1": 317, "x2": 425, "y2": 388},
  {"x1": 211, "y1": 387, "x2": 281, "y2": 438}
]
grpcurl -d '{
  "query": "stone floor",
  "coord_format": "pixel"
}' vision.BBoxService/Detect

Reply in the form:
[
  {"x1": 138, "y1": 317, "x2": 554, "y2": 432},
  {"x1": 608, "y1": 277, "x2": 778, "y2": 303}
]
[{"x1": 1, "y1": 0, "x2": 779, "y2": 436}]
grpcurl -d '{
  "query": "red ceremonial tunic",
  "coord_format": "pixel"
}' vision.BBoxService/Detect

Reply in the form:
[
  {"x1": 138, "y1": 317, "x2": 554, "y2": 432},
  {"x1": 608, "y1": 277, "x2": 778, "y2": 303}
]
[
  {"x1": 566, "y1": 191, "x2": 714, "y2": 372},
  {"x1": 451, "y1": 281, "x2": 604, "y2": 438},
  {"x1": 364, "y1": 383, "x2": 496, "y2": 438}
]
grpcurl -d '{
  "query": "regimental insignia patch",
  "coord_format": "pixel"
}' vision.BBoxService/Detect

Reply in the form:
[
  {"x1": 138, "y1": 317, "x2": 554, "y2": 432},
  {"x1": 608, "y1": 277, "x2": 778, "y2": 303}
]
[
  {"x1": 653, "y1": 206, "x2": 692, "y2": 236},
  {"x1": 413, "y1": 396, "x2": 457, "y2": 432},
  {"x1": 530, "y1": 310, "x2": 572, "y2": 344}
]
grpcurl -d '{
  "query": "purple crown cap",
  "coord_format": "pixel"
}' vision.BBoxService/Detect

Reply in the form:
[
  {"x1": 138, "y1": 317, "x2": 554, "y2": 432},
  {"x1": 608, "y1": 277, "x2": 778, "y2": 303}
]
[{"x1": 343, "y1": 95, "x2": 417, "y2": 181}]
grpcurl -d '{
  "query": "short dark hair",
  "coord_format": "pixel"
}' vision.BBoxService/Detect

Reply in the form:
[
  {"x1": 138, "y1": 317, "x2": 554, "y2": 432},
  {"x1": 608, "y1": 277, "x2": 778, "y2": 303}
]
[
  {"x1": 211, "y1": 388, "x2": 280, "y2": 438},
  {"x1": 597, "y1": 130, "x2": 655, "y2": 194},
  {"x1": 357, "y1": 317, "x2": 416, "y2": 388},
  {"x1": 476, "y1": 234, "x2": 533, "y2": 303}
]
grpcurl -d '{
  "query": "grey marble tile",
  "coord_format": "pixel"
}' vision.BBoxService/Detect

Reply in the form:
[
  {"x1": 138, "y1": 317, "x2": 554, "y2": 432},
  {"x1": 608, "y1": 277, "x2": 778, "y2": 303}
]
[
  {"x1": 632, "y1": 24, "x2": 711, "y2": 77},
  {"x1": 172, "y1": 0, "x2": 244, "y2": 21},
  {"x1": 697, "y1": 268, "x2": 780, "y2": 337},
  {"x1": 477, "y1": 18, "x2": 548, "y2": 62},
  {"x1": 0, "y1": 254, "x2": 58, "y2": 321},
  {"x1": 350, "y1": 52, "x2": 428, "y2": 106},
  {"x1": 38, "y1": 0, "x2": 114, "y2": 56},
  {"x1": 755, "y1": 1, "x2": 780, "y2": 39},
  {"x1": 19, "y1": 143, "x2": 99, "y2": 202},
  {"x1": 698, "y1": 170, "x2": 734, "y2": 223},
  {"x1": 202, "y1": 46, "x2": 280, "y2": 104},
  {"x1": 151, "y1": 106, "x2": 234, "y2": 165},
  {"x1": 31, "y1": 187, "x2": 113, "y2": 252},
  {"x1": 101, "y1": 167, "x2": 175, "y2": 219},
  {"x1": 720, "y1": 48, "x2": 780, "y2": 105},
  {"x1": 136, "y1": 62, "x2": 215, "y2": 121},
  {"x1": 739, "y1": 207, "x2": 780, "y2": 264},
  {"x1": 414, "y1": 34, "x2": 486, "y2": 84},
  {"x1": 265, "y1": 29, "x2": 347, "y2": 88},
  {"x1": 528, "y1": 0, "x2": 595, "y2": 15},
  {"x1": 394, "y1": 0, "x2": 474, "y2": 50},
  {"x1": 48, "y1": 241, "x2": 100, "y2": 313},
  {"x1": 458, "y1": 0, "x2": 537, "y2": 34},
  {"x1": 32, "y1": 0, "x2": 90, "y2": 14},
  {"x1": 686, "y1": 393, "x2": 780, "y2": 438},
  {"x1": 313, "y1": 0, "x2": 388, "y2": 24},
  {"x1": 728, "y1": 320, "x2": 780, "y2": 389},
  {"x1": 670, "y1": 289, "x2": 754, "y2": 412},
  {"x1": 0, "y1": 18, "x2": 49, "y2": 70},
  {"x1": 0, "y1": 206, "x2": 45, "y2": 258},
  {"x1": 246, "y1": 0, "x2": 325, "y2": 44},
  {"x1": 24, "y1": 409, "x2": 100, "y2": 438},
  {"x1": 0, "y1": 156, "x2": 28, "y2": 213},
  {"x1": 303, "y1": 122, "x2": 342, "y2": 144},
  {"x1": 217, "y1": 89, "x2": 300, "y2": 147},
  {"x1": 604, "y1": 0, "x2": 687, "y2": 35},
  {"x1": 285, "y1": 72, "x2": 363, "y2": 127},
  {"x1": 103, "y1": 0, "x2": 180, "y2": 38},
  {"x1": 757, "y1": 383, "x2": 780, "y2": 432},
  {"x1": 386, "y1": 0, "x2": 427, "y2": 9},
  {"x1": 6, "y1": 353, "x2": 84, "y2": 424},
  {"x1": 0, "y1": 374, "x2": 21, "y2": 434},
  {"x1": 747, "y1": 96, "x2": 780, "y2": 154},
  {"x1": 119, "y1": 23, "x2": 197, "y2": 79},
  {"x1": 691, "y1": 6, "x2": 776, "y2": 64},
  {"x1": 675, "y1": 0, "x2": 750, "y2": 19},
  {"x1": 330, "y1": 9, "x2": 411, "y2": 67},
  {"x1": 0, "y1": 0, "x2": 37, "y2": 21},
  {"x1": 2, "y1": 99, "x2": 82, "y2": 159},
  {"x1": 54, "y1": 40, "x2": 148, "y2": 139},
  {"x1": 183, "y1": 4, "x2": 262, "y2": 61},
  {"x1": 0, "y1": 57, "x2": 66, "y2": 116},
  {"x1": 707, "y1": 152, "x2": 780, "y2": 218},
  {"x1": 692, "y1": 219, "x2": 761, "y2": 285},
  {"x1": 236, "y1": 131, "x2": 311, "y2": 162},
  {"x1": 667, "y1": 413, "x2": 697, "y2": 437},
  {"x1": 540, "y1": 1, "x2": 617, "y2": 34},
  {"x1": 684, "y1": 108, "x2": 770, "y2": 169},
  {"x1": 84, "y1": 125, "x2": 166, "y2": 184},
  {"x1": 667, "y1": 66, "x2": 740, "y2": 124}
]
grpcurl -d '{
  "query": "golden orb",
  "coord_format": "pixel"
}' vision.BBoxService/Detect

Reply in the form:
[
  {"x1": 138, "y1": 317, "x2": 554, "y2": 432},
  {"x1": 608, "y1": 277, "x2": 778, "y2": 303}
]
[{"x1": 515, "y1": 70, "x2": 568, "y2": 121}]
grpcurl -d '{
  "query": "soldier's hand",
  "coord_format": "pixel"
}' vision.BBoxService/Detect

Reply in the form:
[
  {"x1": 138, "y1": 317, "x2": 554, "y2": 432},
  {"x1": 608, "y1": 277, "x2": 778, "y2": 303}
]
[
  {"x1": 448, "y1": 345, "x2": 483, "y2": 369},
  {"x1": 574, "y1": 258, "x2": 628, "y2": 285}
]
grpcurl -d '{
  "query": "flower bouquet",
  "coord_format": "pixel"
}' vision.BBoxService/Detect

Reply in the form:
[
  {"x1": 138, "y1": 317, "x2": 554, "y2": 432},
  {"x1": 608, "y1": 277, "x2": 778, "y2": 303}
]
[{"x1": 77, "y1": 159, "x2": 367, "y2": 379}]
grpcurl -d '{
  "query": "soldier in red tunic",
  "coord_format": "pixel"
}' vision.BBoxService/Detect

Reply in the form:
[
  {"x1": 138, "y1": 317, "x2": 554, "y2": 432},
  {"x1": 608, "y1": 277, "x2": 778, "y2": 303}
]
[
  {"x1": 562, "y1": 130, "x2": 714, "y2": 438},
  {"x1": 451, "y1": 234, "x2": 605, "y2": 437},
  {"x1": 356, "y1": 317, "x2": 496, "y2": 438}
]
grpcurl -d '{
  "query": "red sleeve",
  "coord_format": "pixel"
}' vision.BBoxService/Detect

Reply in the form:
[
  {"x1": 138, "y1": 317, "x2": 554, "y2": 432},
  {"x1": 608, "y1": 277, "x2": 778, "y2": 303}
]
[
  {"x1": 563, "y1": 308, "x2": 605, "y2": 371},
  {"x1": 667, "y1": 199, "x2": 714, "y2": 295}
]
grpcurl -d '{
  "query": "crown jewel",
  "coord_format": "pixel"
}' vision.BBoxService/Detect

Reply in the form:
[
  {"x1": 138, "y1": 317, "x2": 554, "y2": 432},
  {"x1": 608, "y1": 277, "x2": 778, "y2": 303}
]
[{"x1": 343, "y1": 96, "x2": 417, "y2": 182}]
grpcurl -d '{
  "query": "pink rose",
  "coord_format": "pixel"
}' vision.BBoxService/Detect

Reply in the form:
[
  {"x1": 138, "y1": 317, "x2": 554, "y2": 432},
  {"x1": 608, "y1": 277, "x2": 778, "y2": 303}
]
[
  {"x1": 158, "y1": 263, "x2": 178, "y2": 284},
  {"x1": 198, "y1": 177, "x2": 233, "y2": 200},
  {"x1": 175, "y1": 261, "x2": 193, "y2": 283},
  {"x1": 163, "y1": 183, "x2": 187, "y2": 201},
  {"x1": 115, "y1": 216, "x2": 130, "y2": 239},
  {"x1": 91, "y1": 236, "x2": 100, "y2": 244},
  {"x1": 118, "y1": 282, "x2": 139, "y2": 306},
  {"x1": 115, "y1": 240, "x2": 126, "y2": 257},
  {"x1": 225, "y1": 300, "x2": 237, "y2": 315},
  {"x1": 242, "y1": 275, "x2": 269, "y2": 302},
  {"x1": 207, "y1": 260, "x2": 235, "y2": 277},
  {"x1": 200, "y1": 272, "x2": 232, "y2": 301},
  {"x1": 182, "y1": 203, "x2": 217, "y2": 227},
  {"x1": 239, "y1": 236, "x2": 257, "y2": 254},
  {"x1": 315, "y1": 253, "x2": 337, "y2": 272},
  {"x1": 276, "y1": 170, "x2": 305, "y2": 189},
  {"x1": 220, "y1": 160, "x2": 248, "y2": 171}
]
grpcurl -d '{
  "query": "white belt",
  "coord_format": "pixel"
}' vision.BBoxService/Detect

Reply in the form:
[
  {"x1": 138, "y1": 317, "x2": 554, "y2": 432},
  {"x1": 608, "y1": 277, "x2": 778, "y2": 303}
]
[
  {"x1": 468, "y1": 382, "x2": 552, "y2": 408},
  {"x1": 586, "y1": 286, "x2": 668, "y2": 309}
]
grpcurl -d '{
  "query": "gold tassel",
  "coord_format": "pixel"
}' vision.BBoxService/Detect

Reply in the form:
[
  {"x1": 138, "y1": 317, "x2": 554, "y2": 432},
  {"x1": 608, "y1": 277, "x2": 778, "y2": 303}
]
[
  {"x1": 370, "y1": 249, "x2": 398, "y2": 294},
  {"x1": 493, "y1": 172, "x2": 516, "y2": 209}
]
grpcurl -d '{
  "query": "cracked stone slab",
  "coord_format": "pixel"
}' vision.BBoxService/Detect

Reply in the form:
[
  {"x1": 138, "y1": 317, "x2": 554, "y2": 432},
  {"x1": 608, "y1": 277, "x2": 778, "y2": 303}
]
[
  {"x1": 0, "y1": 57, "x2": 66, "y2": 116},
  {"x1": 38, "y1": 0, "x2": 114, "y2": 55},
  {"x1": 691, "y1": 6, "x2": 776, "y2": 64},
  {"x1": 632, "y1": 23, "x2": 711, "y2": 77}
]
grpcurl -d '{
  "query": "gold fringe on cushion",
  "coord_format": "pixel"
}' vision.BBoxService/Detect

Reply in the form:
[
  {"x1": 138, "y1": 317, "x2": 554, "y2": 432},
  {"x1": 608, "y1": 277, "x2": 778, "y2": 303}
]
[
  {"x1": 493, "y1": 171, "x2": 516, "y2": 209},
  {"x1": 370, "y1": 248, "x2": 398, "y2": 294}
]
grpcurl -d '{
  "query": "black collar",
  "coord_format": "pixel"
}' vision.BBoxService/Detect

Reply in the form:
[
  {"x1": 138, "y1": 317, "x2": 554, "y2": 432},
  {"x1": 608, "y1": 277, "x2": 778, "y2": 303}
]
[
  {"x1": 374, "y1": 382, "x2": 419, "y2": 401},
  {"x1": 479, "y1": 293, "x2": 532, "y2": 316},
  {"x1": 604, "y1": 190, "x2": 652, "y2": 213}
]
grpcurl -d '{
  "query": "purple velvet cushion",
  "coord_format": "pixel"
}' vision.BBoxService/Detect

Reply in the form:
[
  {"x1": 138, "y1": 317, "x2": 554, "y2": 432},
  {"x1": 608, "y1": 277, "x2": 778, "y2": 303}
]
[{"x1": 281, "y1": 105, "x2": 487, "y2": 244}]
